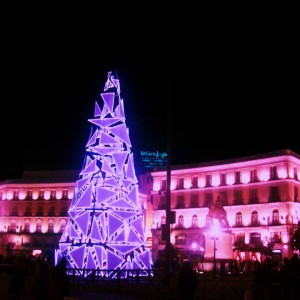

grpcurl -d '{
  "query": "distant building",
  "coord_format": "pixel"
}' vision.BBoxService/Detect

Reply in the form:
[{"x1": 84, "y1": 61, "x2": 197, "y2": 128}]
[
  {"x1": 1, "y1": 149, "x2": 300, "y2": 267},
  {"x1": 0, "y1": 170, "x2": 150, "y2": 259},
  {"x1": 0, "y1": 170, "x2": 77, "y2": 258},
  {"x1": 149, "y1": 149, "x2": 300, "y2": 264}
]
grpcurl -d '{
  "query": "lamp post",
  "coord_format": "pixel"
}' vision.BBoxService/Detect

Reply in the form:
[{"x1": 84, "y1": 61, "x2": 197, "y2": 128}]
[
  {"x1": 211, "y1": 224, "x2": 219, "y2": 278},
  {"x1": 212, "y1": 235, "x2": 219, "y2": 277}
]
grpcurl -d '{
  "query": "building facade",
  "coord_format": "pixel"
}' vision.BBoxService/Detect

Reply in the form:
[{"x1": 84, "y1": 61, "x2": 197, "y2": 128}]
[
  {"x1": 0, "y1": 170, "x2": 150, "y2": 260},
  {"x1": 1, "y1": 150, "x2": 300, "y2": 266},
  {"x1": 0, "y1": 170, "x2": 77, "y2": 258},
  {"x1": 149, "y1": 149, "x2": 300, "y2": 264}
]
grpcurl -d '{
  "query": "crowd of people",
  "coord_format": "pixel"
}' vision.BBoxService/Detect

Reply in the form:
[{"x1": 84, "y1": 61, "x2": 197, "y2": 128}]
[
  {"x1": 244, "y1": 253, "x2": 300, "y2": 300},
  {"x1": 0, "y1": 254, "x2": 70, "y2": 300}
]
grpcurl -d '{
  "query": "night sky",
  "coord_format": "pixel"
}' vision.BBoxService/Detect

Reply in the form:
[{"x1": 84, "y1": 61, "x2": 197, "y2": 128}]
[{"x1": 1, "y1": 7, "x2": 298, "y2": 180}]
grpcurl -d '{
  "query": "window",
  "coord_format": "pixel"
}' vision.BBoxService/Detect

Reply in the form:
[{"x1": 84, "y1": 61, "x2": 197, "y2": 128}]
[
  {"x1": 176, "y1": 195, "x2": 185, "y2": 209},
  {"x1": 236, "y1": 233, "x2": 245, "y2": 243},
  {"x1": 177, "y1": 177, "x2": 184, "y2": 189},
  {"x1": 60, "y1": 219, "x2": 67, "y2": 233},
  {"x1": 24, "y1": 220, "x2": 30, "y2": 232},
  {"x1": 178, "y1": 215, "x2": 184, "y2": 228},
  {"x1": 250, "y1": 232, "x2": 261, "y2": 245},
  {"x1": 62, "y1": 190, "x2": 68, "y2": 200},
  {"x1": 50, "y1": 191, "x2": 56, "y2": 200},
  {"x1": 190, "y1": 194, "x2": 199, "y2": 208},
  {"x1": 294, "y1": 187, "x2": 299, "y2": 202},
  {"x1": 48, "y1": 219, "x2": 54, "y2": 233},
  {"x1": 13, "y1": 191, "x2": 19, "y2": 200},
  {"x1": 175, "y1": 235, "x2": 186, "y2": 245},
  {"x1": 251, "y1": 211, "x2": 259, "y2": 226},
  {"x1": 27, "y1": 191, "x2": 33, "y2": 200},
  {"x1": 249, "y1": 188, "x2": 258, "y2": 204},
  {"x1": 221, "y1": 173, "x2": 226, "y2": 185},
  {"x1": 235, "y1": 171, "x2": 241, "y2": 184},
  {"x1": 204, "y1": 192, "x2": 213, "y2": 208},
  {"x1": 10, "y1": 220, "x2": 17, "y2": 232},
  {"x1": 272, "y1": 209, "x2": 280, "y2": 225},
  {"x1": 10, "y1": 205, "x2": 18, "y2": 216},
  {"x1": 38, "y1": 191, "x2": 44, "y2": 200},
  {"x1": 48, "y1": 205, "x2": 55, "y2": 216},
  {"x1": 235, "y1": 212, "x2": 243, "y2": 226},
  {"x1": 250, "y1": 169, "x2": 258, "y2": 182},
  {"x1": 191, "y1": 176, "x2": 198, "y2": 188},
  {"x1": 205, "y1": 175, "x2": 212, "y2": 187},
  {"x1": 219, "y1": 192, "x2": 228, "y2": 206},
  {"x1": 161, "y1": 179, "x2": 167, "y2": 191},
  {"x1": 158, "y1": 195, "x2": 166, "y2": 210},
  {"x1": 192, "y1": 214, "x2": 198, "y2": 228},
  {"x1": 60, "y1": 205, "x2": 68, "y2": 216},
  {"x1": 269, "y1": 186, "x2": 280, "y2": 202},
  {"x1": 37, "y1": 205, "x2": 44, "y2": 216},
  {"x1": 161, "y1": 215, "x2": 166, "y2": 225},
  {"x1": 233, "y1": 190, "x2": 243, "y2": 205},
  {"x1": 25, "y1": 205, "x2": 32, "y2": 216},
  {"x1": 270, "y1": 166, "x2": 277, "y2": 180},
  {"x1": 271, "y1": 232, "x2": 281, "y2": 243},
  {"x1": 36, "y1": 219, "x2": 42, "y2": 233}
]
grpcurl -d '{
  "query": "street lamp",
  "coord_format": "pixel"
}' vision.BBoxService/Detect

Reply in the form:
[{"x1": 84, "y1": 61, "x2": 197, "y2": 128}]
[
  {"x1": 212, "y1": 235, "x2": 219, "y2": 277},
  {"x1": 211, "y1": 223, "x2": 220, "y2": 277}
]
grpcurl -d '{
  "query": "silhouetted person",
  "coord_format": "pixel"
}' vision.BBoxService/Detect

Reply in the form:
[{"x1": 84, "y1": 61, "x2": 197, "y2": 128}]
[
  {"x1": 252, "y1": 258, "x2": 272, "y2": 300},
  {"x1": 50, "y1": 257, "x2": 70, "y2": 300},
  {"x1": 8, "y1": 255, "x2": 29, "y2": 300},
  {"x1": 280, "y1": 257, "x2": 291, "y2": 299},
  {"x1": 177, "y1": 260, "x2": 198, "y2": 300},
  {"x1": 289, "y1": 253, "x2": 300, "y2": 300},
  {"x1": 32, "y1": 257, "x2": 51, "y2": 300}
]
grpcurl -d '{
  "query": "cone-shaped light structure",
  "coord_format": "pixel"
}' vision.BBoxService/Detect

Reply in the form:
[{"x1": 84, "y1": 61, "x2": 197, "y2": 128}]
[{"x1": 56, "y1": 71, "x2": 153, "y2": 277}]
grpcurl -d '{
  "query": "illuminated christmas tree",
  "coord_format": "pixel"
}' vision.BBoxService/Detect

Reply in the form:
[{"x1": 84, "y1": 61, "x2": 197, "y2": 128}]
[{"x1": 56, "y1": 71, "x2": 153, "y2": 277}]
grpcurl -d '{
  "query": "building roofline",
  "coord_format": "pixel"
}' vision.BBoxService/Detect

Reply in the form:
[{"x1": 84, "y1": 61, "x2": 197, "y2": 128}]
[{"x1": 153, "y1": 149, "x2": 300, "y2": 172}]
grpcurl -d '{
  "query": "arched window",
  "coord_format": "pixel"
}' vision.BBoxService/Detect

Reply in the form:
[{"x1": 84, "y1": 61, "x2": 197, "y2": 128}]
[
  {"x1": 236, "y1": 212, "x2": 242, "y2": 226},
  {"x1": 60, "y1": 219, "x2": 67, "y2": 233},
  {"x1": 192, "y1": 214, "x2": 198, "y2": 227},
  {"x1": 178, "y1": 215, "x2": 184, "y2": 228},
  {"x1": 48, "y1": 219, "x2": 54, "y2": 233},
  {"x1": 272, "y1": 209, "x2": 279, "y2": 225},
  {"x1": 24, "y1": 219, "x2": 31, "y2": 232},
  {"x1": 251, "y1": 211, "x2": 259, "y2": 226},
  {"x1": 36, "y1": 219, "x2": 43, "y2": 233}
]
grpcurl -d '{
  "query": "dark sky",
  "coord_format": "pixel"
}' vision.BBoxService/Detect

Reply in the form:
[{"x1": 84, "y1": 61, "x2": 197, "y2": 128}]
[{"x1": 1, "y1": 7, "x2": 298, "y2": 180}]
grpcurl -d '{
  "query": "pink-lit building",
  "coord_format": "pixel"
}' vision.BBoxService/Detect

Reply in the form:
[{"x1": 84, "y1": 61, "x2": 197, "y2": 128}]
[
  {"x1": 0, "y1": 170, "x2": 150, "y2": 259},
  {"x1": 148, "y1": 149, "x2": 300, "y2": 264},
  {"x1": 0, "y1": 170, "x2": 77, "y2": 257},
  {"x1": 1, "y1": 149, "x2": 300, "y2": 266}
]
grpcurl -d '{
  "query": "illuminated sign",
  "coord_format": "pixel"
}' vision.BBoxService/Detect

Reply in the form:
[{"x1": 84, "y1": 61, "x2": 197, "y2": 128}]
[{"x1": 140, "y1": 150, "x2": 167, "y2": 170}]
